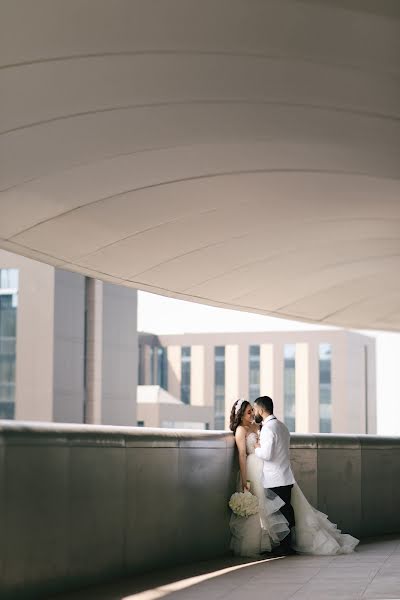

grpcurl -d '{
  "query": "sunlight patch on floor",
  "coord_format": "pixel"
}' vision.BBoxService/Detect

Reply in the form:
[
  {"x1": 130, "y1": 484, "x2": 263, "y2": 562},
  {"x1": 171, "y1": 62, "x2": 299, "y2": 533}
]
[{"x1": 121, "y1": 556, "x2": 284, "y2": 600}]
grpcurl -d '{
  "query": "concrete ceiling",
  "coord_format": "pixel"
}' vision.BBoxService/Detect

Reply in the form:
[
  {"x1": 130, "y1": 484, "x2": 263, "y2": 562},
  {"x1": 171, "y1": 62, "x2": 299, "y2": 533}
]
[{"x1": 1, "y1": 0, "x2": 399, "y2": 330}]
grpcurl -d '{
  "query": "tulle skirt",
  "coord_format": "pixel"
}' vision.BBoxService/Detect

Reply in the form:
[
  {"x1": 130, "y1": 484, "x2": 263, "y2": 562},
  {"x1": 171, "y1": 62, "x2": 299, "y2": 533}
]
[
  {"x1": 230, "y1": 455, "x2": 359, "y2": 557},
  {"x1": 230, "y1": 453, "x2": 290, "y2": 557},
  {"x1": 291, "y1": 483, "x2": 359, "y2": 555}
]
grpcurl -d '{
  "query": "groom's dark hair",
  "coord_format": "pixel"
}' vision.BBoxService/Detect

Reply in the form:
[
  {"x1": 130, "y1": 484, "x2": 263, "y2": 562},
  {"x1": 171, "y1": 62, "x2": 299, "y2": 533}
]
[{"x1": 254, "y1": 396, "x2": 274, "y2": 414}]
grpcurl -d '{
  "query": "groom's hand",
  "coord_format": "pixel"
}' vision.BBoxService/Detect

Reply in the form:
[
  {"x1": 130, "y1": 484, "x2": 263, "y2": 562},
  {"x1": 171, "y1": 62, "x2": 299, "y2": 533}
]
[{"x1": 254, "y1": 442, "x2": 261, "y2": 448}]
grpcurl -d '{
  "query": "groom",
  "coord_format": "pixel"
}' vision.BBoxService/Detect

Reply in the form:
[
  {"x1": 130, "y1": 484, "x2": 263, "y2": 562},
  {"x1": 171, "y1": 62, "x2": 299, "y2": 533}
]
[{"x1": 253, "y1": 396, "x2": 296, "y2": 556}]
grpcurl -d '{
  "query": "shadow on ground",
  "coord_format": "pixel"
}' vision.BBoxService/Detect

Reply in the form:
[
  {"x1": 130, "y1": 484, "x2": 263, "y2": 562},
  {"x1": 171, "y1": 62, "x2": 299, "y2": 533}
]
[{"x1": 47, "y1": 536, "x2": 400, "y2": 600}]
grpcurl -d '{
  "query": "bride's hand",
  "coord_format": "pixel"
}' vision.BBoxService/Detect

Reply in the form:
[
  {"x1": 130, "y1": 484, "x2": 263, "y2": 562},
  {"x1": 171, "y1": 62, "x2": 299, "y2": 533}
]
[{"x1": 254, "y1": 441, "x2": 260, "y2": 448}]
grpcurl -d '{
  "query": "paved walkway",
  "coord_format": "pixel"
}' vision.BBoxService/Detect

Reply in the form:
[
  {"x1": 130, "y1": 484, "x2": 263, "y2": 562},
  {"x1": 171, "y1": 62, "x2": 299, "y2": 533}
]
[{"x1": 48, "y1": 536, "x2": 400, "y2": 600}]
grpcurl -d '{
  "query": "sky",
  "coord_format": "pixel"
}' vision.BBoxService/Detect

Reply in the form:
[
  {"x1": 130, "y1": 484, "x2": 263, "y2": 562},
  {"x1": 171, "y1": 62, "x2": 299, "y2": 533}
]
[{"x1": 138, "y1": 291, "x2": 400, "y2": 436}]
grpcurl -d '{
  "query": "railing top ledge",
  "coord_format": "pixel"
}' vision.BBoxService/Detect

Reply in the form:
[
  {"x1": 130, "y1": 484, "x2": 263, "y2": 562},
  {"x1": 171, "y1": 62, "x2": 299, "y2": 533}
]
[
  {"x1": 1, "y1": 422, "x2": 399, "y2": 450},
  {"x1": 290, "y1": 433, "x2": 363, "y2": 449},
  {"x1": 290, "y1": 433, "x2": 400, "y2": 450},
  {"x1": 357, "y1": 434, "x2": 400, "y2": 449},
  {"x1": 0, "y1": 420, "x2": 236, "y2": 448}
]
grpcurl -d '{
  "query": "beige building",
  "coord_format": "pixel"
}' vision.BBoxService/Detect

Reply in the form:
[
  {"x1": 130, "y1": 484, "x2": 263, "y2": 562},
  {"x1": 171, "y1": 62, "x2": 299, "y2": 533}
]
[
  {"x1": 139, "y1": 331, "x2": 376, "y2": 434},
  {"x1": 0, "y1": 250, "x2": 138, "y2": 425},
  {"x1": 137, "y1": 385, "x2": 214, "y2": 429}
]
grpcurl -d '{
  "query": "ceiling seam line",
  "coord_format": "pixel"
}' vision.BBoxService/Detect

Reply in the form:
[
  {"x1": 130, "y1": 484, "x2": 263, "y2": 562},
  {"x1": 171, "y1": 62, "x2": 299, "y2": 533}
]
[
  {"x1": 6, "y1": 167, "x2": 400, "y2": 239},
  {"x1": 2, "y1": 99, "x2": 400, "y2": 137}
]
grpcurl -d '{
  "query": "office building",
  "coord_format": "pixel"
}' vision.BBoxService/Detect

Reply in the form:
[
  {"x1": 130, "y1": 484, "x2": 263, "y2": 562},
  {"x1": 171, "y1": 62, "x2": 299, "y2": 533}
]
[
  {"x1": 139, "y1": 330, "x2": 376, "y2": 433},
  {"x1": 0, "y1": 250, "x2": 137, "y2": 425}
]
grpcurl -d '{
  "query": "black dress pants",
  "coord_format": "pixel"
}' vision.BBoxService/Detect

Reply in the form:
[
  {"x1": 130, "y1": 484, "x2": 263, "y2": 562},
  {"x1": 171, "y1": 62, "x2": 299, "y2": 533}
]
[{"x1": 269, "y1": 484, "x2": 295, "y2": 547}]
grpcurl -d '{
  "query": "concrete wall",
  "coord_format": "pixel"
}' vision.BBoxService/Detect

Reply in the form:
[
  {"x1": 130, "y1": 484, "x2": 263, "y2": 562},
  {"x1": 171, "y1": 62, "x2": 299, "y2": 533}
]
[
  {"x1": 1, "y1": 422, "x2": 399, "y2": 599},
  {"x1": 0, "y1": 422, "x2": 236, "y2": 599}
]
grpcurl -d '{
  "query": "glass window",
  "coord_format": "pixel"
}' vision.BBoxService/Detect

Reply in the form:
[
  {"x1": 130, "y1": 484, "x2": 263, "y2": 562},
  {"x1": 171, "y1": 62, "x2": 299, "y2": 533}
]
[
  {"x1": 249, "y1": 345, "x2": 260, "y2": 402},
  {"x1": 156, "y1": 346, "x2": 168, "y2": 391},
  {"x1": 0, "y1": 269, "x2": 19, "y2": 291},
  {"x1": 137, "y1": 352, "x2": 142, "y2": 385},
  {"x1": 149, "y1": 346, "x2": 155, "y2": 385},
  {"x1": 319, "y1": 343, "x2": 332, "y2": 433},
  {"x1": 284, "y1": 344, "x2": 296, "y2": 432},
  {"x1": 0, "y1": 269, "x2": 18, "y2": 420},
  {"x1": 181, "y1": 346, "x2": 191, "y2": 404},
  {"x1": 214, "y1": 346, "x2": 225, "y2": 429},
  {"x1": 0, "y1": 402, "x2": 15, "y2": 419}
]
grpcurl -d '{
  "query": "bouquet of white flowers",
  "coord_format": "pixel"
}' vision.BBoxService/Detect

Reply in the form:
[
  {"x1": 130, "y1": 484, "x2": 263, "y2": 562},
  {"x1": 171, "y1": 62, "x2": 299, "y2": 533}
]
[{"x1": 229, "y1": 489, "x2": 259, "y2": 517}]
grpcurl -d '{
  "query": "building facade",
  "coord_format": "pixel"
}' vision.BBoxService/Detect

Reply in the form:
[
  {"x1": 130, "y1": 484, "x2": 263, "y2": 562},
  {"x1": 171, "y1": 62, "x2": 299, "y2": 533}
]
[
  {"x1": 137, "y1": 385, "x2": 214, "y2": 430},
  {"x1": 139, "y1": 330, "x2": 376, "y2": 434},
  {"x1": 0, "y1": 250, "x2": 138, "y2": 425}
]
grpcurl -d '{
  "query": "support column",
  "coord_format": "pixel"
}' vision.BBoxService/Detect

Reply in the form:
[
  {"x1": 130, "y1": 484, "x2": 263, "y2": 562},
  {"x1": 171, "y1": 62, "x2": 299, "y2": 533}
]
[
  {"x1": 101, "y1": 283, "x2": 137, "y2": 425},
  {"x1": 295, "y1": 342, "x2": 310, "y2": 433},
  {"x1": 332, "y1": 335, "x2": 347, "y2": 433},
  {"x1": 308, "y1": 341, "x2": 320, "y2": 433},
  {"x1": 273, "y1": 343, "x2": 284, "y2": 420},
  {"x1": 191, "y1": 345, "x2": 205, "y2": 406},
  {"x1": 260, "y1": 343, "x2": 274, "y2": 398},
  {"x1": 53, "y1": 270, "x2": 85, "y2": 423},
  {"x1": 224, "y1": 344, "x2": 239, "y2": 428},
  {"x1": 238, "y1": 343, "x2": 249, "y2": 400},
  {"x1": 13, "y1": 255, "x2": 55, "y2": 421},
  {"x1": 204, "y1": 345, "x2": 214, "y2": 409},
  {"x1": 85, "y1": 278, "x2": 103, "y2": 424}
]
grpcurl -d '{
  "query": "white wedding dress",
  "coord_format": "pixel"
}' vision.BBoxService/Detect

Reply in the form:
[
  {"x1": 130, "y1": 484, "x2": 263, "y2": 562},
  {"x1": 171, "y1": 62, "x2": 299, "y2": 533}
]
[
  {"x1": 230, "y1": 432, "x2": 290, "y2": 557},
  {"x1": 230, "y1": 432, "x2": 359, "y2": 557}
]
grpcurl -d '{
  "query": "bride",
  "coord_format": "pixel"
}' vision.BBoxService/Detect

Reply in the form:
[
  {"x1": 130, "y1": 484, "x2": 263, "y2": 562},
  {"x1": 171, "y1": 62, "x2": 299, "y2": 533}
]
[
  {"x1": 229, "y1": 399, "x2": 290, "y2": 557},
  {"x1": 229, "y1": 398, "x2": 359, "y2": 557}
]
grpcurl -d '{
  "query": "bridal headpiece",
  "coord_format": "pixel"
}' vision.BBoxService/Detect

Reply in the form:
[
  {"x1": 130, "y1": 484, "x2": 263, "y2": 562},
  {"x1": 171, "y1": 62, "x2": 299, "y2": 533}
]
[{"x1": 235, "y1": 398, "x2": 246, "y2": 415}]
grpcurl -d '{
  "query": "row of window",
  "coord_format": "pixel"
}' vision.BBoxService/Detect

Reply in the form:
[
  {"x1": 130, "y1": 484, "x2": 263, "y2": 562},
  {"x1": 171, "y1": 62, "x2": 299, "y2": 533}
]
[
  {"x1": 216, "y1": 343, "x2": 332, "y2": 432},
  {"x1": 146, "y1": 345, "x2": 193, "y2": 405},
  {"x1": 0, "y1": 269, "x2": 19, "y2": 420},
  {"x1": 145, "y1": 342, "x2": 333, "y2": 432}
]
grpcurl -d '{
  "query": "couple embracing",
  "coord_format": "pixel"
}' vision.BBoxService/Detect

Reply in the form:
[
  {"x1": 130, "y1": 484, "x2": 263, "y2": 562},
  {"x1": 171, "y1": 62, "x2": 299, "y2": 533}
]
[{"x1": 229, "y1": 396, "x2": 359, "y2": 557}]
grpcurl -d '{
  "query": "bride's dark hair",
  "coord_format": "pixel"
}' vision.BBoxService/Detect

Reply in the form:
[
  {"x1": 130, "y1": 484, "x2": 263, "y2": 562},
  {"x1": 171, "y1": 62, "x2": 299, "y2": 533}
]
[{"x1": 230, "y1": 399, "x2": 251, "y2": 434}]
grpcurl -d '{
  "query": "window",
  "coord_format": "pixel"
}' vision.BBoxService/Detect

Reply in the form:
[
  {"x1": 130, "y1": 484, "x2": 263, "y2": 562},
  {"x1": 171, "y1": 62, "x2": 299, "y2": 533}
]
[
  {"x1": 181, "y1": 346, "x2": 191, "y2": 404},
  {"x1": 284, "y1": 344, "x2": 296, "y2": 432},
  {"x1": 0, "y1": 269, "x2": 19, "y2": 420},
  {"x1": 249, "y1": 345, "x2": 260, "y2": 401},
  {"x1": 149, "y1": 346, "x2": 156, "y2": 385},
  {"x1": 214, "y1": 346, "x2": 225, "y2": 429},
  {"x1": 156, "y1": 346, "x2": 168, "y2": 390},
  {"x1": 319, "y1": 343, "x2": 332, "y2": 433},
  {"x1": 137, "y1": 420, "x2": 145, "y2": 427},
  {"x1": 0, "y1": 269, "x2": 19, "y2": 291}
]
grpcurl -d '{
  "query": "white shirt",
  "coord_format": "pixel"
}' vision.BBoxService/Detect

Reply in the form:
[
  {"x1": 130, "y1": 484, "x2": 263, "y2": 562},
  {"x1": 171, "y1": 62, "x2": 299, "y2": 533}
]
[{"x1": 254, "y1": 415, "x2": 295, "y2": 488}]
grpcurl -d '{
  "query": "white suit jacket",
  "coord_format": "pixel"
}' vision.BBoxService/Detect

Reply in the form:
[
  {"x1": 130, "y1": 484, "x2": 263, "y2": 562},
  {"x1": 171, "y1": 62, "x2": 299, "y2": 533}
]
[{"x1": 254, "y1": 415, "x2": 295, "y2": 489}]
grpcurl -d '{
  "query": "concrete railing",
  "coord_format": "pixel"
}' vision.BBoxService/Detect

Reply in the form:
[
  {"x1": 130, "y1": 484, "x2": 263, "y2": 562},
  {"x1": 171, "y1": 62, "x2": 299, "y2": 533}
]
[{"x1": 1, "y1": 422, "x2": 400, "y2": 599}]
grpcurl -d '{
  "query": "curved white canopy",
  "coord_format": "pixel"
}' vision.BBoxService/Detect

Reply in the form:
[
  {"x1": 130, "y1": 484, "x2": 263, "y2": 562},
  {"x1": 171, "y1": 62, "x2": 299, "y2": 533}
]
[{"x1": 1, "y1": 1, "x2": 399, "y2": 330}]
